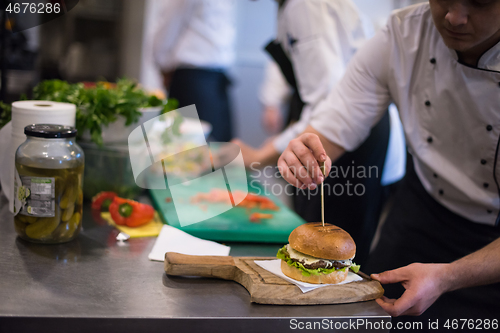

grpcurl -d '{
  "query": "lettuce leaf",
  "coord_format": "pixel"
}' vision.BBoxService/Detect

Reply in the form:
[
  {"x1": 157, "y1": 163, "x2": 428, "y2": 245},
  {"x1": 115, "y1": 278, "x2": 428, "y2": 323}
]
[
  {"x1": 276, "y1": 246, "x2": 349, "y2": 277},
  {"x1": 350, "y1": 264, "x2": 360, "y2": 273}
]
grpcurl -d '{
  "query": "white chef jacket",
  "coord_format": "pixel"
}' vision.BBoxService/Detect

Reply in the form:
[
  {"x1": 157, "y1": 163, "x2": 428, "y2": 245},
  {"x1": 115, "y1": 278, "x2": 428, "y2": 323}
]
[
  {"x1": 310, "y1": 3, "x2": 500, "y2": 226},
  {"x1": 268, "y1": 0, "x2": 405, "y2": 185},
  {"x1": 271, "y1": 0, "x2": 370, "y2": 154},
  {"x1": 152, "y1": 0, "x2": 235, "y2": 72}
]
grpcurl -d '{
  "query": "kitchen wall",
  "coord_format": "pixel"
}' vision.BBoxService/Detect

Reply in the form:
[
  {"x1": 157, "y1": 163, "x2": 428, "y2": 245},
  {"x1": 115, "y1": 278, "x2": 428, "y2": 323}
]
[
  {"x1": 228, "y1": 0, "x2": 277, "y2": 148},
  {"x1": 120, "y1": 0, "x2": 146, "y2": 81}
]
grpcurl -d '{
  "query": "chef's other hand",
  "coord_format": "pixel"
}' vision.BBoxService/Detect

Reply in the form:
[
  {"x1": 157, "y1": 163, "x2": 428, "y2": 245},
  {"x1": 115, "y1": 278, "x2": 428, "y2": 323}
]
[
  {"x1": 161, "y1": 71, "x2": 175, "y2": 91},
  {"x1": 262, "y1": 106, "x2": 283, "y2": 134},
  {"x1": 277, "y1": 133, "x2": 331, "y2": 190},
  {"x1": 231, "y1": 138, "x2": 280, "y2": 168},
  {"x1": 371, "y1": 263, "x2": 449, "y2": 317},
  {"x1": 232, "y1": 139, "x2": 258, "y2": 167}
]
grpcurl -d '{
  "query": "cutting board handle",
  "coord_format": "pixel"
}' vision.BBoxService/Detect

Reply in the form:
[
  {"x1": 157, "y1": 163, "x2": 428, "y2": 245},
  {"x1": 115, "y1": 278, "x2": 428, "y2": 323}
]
[{"x1": 164, "y1": 252, "x2": 237, "y2": 280}]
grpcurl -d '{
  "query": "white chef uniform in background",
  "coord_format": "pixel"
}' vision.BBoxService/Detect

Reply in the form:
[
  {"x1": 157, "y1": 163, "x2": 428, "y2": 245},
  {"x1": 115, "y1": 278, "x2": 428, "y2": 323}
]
[
  {"x1": 151, "y1": 0, "x2": 236, "y2": 142},
  {"x1": 261, "y1": 0, "x2": 406, "y2": 186},
  {"x1": 152, "y1": 0, "x2": 235, "y2": 73}
]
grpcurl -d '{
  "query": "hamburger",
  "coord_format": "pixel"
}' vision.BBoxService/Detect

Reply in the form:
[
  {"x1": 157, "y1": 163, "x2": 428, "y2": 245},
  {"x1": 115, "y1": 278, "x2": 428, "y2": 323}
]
[{"x1": 276, "y1": 222, "x2": 360, "y2": 284}]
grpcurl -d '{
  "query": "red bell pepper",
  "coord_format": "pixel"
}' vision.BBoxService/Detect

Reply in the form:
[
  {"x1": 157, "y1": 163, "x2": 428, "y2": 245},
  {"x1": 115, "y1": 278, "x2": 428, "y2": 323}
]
[
  {"x1": 91, "y1": 192, "x2": 118, "y2": 225},
  {"x1": 108, "y1": 197, "x2": 155, "y2": 227},
  {"x1": 91, "y1": 191, "x2": 118, "y2": 212}
]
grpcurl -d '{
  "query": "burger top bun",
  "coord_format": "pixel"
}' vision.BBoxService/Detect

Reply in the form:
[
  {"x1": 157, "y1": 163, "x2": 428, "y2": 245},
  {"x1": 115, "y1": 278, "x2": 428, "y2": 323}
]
[{"x1": 288, "y1": 222, "x2": 355, "y2": 260}]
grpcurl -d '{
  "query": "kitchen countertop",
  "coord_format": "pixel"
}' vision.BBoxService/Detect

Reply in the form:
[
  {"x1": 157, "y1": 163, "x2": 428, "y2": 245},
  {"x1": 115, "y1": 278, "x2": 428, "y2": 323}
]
[{"x1": 0, "y1": 190, "x2": 390, "y2": 333}]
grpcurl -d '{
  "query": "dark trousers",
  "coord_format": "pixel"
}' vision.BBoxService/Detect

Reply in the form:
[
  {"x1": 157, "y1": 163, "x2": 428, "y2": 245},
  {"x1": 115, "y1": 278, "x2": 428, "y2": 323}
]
[
  {"x1": 169, "y1": 68, "x2": 233, "y2": 142},
  {"x1": 366, "y1": 155, "x2": 500, "y2": 329},
  {"x1": 293, "y1": 111, "x2": 391, "y2": 267}
]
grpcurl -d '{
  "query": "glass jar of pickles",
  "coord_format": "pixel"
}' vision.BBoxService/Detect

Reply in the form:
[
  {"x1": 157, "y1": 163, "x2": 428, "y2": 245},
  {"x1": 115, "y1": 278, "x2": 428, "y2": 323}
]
[{"x1": 14, "y1": 124, "x2": 84, "y2": 244}]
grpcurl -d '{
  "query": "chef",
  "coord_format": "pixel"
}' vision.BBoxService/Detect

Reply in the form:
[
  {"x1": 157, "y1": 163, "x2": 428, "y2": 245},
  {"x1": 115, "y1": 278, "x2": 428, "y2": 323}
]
[
  {"x1": 278, "y1": 0, "x2": 500, "y2": 323},
  {"x1": 152, "y1": 0, "x2": 236, "y2": 142},
  {"x1": 235, "y1": 0, "x2": 405, "y2": 266}
]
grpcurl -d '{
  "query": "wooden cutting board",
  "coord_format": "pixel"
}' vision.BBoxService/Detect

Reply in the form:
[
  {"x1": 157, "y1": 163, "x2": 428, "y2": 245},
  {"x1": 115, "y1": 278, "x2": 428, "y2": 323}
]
[{"x1": 164, "y1": 252, "x2": 384, "y2": 305}]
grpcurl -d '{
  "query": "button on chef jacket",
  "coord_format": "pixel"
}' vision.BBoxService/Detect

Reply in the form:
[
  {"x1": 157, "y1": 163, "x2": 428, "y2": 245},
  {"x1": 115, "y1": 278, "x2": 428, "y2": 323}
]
[
  {"x1": 152, "y1": 0, "x2": 235, "y2": 72},
  {"x1": 310, "y1": 3, "x2": 500, "y2": 226},
  {"x1": 270, "y1": 0, "x2": 406, "y2": 186}
]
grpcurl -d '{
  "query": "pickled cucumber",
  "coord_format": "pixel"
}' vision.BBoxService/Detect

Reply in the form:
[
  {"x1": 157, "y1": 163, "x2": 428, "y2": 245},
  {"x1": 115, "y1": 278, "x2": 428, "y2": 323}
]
[
  {"x1": 17, "y1": 214, "x2": 28, "y2": 223},
  {"x1": 14, "y1": 217, "x2": 28, "y2": 235},
  {"x1": 77, "y1": 188, "x2": 83, "y2": 206},
  {"x1": 25, "y1": 209, "x2": 61, "y2": 240},
  {"x1": 16, "y1": 214, "x2": 26, "y2": 223},
  {"x1": 24, "y1": 215, "x2": 38, "y2": 224},
  {"x1": 55, "y1": 176, "x2": 65, "y2": 202},
  {"x1": 17, "y1": 214, "x2": 38, "y2": 224},
  {"x1": 60, "y1": 184, "x2": 77, "y2": 209},
  {"x1": 14, "y1": 163, "x2": 84, "y2": 243},
  {"x1": 54, "y1": 212, "x2": 81, "y2": 240},
  {"x1": 61, "y1": 204, "x2": 75, "y2": 222}
]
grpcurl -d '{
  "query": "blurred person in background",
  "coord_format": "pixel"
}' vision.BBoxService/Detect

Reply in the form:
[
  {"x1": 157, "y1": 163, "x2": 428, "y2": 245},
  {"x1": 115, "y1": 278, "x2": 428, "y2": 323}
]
[
  {"x1": 234, "y1": 0, "x2": 405, "y2": 266},
  {"x1": 153, "y1": 0, "x2": 236, "y2": 142}
]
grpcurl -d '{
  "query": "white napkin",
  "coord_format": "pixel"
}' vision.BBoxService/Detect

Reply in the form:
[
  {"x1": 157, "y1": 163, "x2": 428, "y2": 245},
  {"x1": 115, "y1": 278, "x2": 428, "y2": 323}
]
[
  {"x1": 148, "y1": 225, "x2": 231, "y2": 261},
  {"x1": 254, "y1": 259, "x2": 363, "y2": 293}
]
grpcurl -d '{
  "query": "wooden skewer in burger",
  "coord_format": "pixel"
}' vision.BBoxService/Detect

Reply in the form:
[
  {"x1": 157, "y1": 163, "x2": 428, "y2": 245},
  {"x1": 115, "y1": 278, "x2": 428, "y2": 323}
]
[{"x1": 276, "y1": 162, "x2": 360, "y2": 284}]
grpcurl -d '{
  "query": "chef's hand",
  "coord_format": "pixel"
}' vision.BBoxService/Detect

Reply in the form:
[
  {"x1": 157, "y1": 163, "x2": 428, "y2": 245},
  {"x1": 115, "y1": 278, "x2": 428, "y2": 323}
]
[
  {"x1": 277, "y1": 132, "x2": 332, "y2": 190},
  {"x1": 161, "y1": 71, "x2": 175, "y2": 91},
  {"x1": 232, "y1": 139, "x2": 259, "y2": 167},
  {"x1": 232, "y1": 138, "x2": 280, "y2": 168},
  {"x1": 262, "y1": 106, "x2": 283, "y2": 134},
  {"x1": 371, "y1": 263, "x2": 450, "y2": 317}
]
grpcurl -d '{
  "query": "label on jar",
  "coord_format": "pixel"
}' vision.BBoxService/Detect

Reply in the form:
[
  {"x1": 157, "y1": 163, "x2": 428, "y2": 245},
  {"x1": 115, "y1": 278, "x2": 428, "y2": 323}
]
[{"x1": 14, "y1": 170, "x2": 55, "y2": 217}]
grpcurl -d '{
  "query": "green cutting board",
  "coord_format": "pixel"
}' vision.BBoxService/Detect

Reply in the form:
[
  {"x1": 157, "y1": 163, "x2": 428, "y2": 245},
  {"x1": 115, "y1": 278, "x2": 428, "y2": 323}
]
[{"x1": 148, "y1": 169, "x2": 305, "y2": 243}]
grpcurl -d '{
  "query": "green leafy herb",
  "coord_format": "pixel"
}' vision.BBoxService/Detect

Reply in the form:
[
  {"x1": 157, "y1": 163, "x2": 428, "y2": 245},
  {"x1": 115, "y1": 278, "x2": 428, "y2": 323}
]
[
  {"x1": 0, "y1": 102, "x2": 12, "y2": 130},
  {"x1": 161, "y1": 110, "x2": 184, "y2": 145},
  {"x1": 32, "y1": 79, "x2": 179, "y2": 146}
]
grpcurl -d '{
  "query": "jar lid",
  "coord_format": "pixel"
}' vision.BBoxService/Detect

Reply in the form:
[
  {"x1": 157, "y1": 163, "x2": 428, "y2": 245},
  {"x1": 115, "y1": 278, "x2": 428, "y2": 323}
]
[{"x1": 24, "y1": 124, "x2": 77, "y2": 138}]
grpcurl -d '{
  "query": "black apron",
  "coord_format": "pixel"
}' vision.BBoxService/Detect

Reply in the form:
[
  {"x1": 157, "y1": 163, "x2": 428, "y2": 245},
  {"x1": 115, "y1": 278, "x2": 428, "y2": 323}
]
[
  {"x1": 265, "y1": 41, "x2": 304, "y2": 125},
  {"x1": 265, "y1": 40, "x2": 392, "y2": 267},
  {"x1": 367, "y1": 155, "x2": 500, "y2": 328},
  {"x1": 169, "y1": 68, "x2": 233, "y2": 142}
]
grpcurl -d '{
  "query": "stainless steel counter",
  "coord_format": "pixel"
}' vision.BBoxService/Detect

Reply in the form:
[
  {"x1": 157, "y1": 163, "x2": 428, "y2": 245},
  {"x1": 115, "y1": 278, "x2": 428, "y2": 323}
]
[{"x1": 0, "y1": 191, "x2": 390, "y2": 333}]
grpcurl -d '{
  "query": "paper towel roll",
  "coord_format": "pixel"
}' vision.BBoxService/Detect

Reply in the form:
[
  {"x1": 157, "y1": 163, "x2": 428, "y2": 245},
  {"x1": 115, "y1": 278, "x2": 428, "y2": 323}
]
[
  {"x1": 0, "y1": 101, "x2": 76, "y2": 213},
  {"x1": 11, "y1": 101, "x2": 76, "y2": 133}
]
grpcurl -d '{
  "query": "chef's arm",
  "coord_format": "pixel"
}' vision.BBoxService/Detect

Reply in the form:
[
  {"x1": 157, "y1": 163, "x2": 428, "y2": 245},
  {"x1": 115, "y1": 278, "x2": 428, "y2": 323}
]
[
  {"x1": 276, "y1": 13, "x2": 396, "y2": 188},
  {"x1": 445, "y1": 236, "x2": 500, "y2": 290},
  {"x1": 371, "y1": 237, "x2": 500, "y2": 317},
  {"x1": 233, "y1": 122, "x2": 346, "y2": 186},
  {"x1": 233, "y1": 98, "x2": 347, "y2": 169}
]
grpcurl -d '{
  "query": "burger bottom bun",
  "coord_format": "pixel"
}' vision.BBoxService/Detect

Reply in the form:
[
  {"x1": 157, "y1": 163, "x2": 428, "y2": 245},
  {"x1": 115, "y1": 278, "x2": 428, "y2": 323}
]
[{"x1": 280, "y1": 260, "x2": 348, "y2": 284}]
